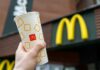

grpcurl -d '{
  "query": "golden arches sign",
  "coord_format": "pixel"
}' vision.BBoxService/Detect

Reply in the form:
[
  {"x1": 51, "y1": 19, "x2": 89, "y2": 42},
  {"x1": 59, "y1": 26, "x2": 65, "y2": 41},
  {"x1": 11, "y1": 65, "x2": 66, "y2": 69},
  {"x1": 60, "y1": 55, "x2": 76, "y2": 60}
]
[
  {"x1": 0, "y1": 60, "x2": 15, "y2": 70},
  {"x1": 56, "y1": 14, "x2": 89, "y2": 45}
]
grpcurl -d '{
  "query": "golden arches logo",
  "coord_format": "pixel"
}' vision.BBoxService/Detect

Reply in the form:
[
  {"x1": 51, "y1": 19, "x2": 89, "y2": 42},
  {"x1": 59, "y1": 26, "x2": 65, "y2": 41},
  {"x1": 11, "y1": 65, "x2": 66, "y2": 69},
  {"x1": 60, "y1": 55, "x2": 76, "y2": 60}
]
[
  {"x1": 0, "y1": 60, "x2": 15, "y2": 70},
  {"x1": 56, "y1": 14, "x2": 89, "y2": 45}
]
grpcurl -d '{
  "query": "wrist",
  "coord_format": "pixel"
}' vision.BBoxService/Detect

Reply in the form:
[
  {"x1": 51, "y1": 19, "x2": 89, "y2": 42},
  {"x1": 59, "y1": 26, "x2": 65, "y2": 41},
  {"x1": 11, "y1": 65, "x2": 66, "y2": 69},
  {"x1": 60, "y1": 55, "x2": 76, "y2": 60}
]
[
  {"x1": 13, "y1": 65, "x2": 26, "y2": 70},
  {"x1": 13, "y1": 68, "x2": 25, "y2": 70},
  {"x1": 13, "y1": 65, "x2": 35, "y2": 70}
]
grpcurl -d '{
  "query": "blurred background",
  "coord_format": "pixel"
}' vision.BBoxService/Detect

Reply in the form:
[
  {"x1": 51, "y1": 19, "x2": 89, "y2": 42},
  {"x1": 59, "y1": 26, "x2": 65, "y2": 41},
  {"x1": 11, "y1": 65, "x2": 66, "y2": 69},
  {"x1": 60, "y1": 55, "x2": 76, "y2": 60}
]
[{"x1": 0, "y1": 0, "x2": 100, "y2": 70}]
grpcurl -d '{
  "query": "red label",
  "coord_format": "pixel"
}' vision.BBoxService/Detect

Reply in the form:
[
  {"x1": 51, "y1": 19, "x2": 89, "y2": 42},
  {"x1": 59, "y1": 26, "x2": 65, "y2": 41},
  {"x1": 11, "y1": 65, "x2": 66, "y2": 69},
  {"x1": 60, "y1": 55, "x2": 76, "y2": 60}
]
[{"x1": 29, "y1": 34, "x2": 36, "y2": 41}]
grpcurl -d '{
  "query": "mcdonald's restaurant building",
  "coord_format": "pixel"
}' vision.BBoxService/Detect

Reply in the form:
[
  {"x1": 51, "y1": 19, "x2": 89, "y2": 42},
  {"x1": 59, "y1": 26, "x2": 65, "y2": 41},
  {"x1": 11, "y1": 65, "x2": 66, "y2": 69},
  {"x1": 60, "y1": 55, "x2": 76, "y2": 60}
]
[{"x1": 1, "y1": 0, "x2": 100, "y2": 70}]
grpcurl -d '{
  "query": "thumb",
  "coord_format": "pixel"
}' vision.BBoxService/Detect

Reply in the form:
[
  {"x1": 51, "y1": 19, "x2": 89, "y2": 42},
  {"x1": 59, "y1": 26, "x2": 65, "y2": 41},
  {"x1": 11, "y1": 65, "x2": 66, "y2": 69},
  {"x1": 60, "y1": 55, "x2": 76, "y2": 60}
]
[
  {"x1": 29, "y1": 40, "x2": 46, "y2": 57},
  {"x1": 16, "y1": 42, "x2": 25, "y2": 54}
]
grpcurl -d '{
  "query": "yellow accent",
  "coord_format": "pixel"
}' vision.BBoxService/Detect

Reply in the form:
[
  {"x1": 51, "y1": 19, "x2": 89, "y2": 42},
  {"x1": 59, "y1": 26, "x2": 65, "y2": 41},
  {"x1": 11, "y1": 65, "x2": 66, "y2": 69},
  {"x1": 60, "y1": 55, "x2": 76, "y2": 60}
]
[
  {"x1": 56, "y1": 14, "x2": 88, "y2": 45},
  {"x1": 39, "y1": 33, "x2": 43, "y2": 40},
  {"x1": 25, "y1": 42, "x2": 30, "y2": 49},
  {"x1": 20, "y1": 32, "x2": 24, "y2": 39},
  {"x1": 16, "y1": 17, "x2": 24, "y2": 28},
  {"x1": 34, "y1": 24, "x2": 40, "y2": 32},
  {"x1": 0, "y1": 60, "x2": 15, "y2": 70},
  {"x1": 24, "y1": 24, "x2": 31, "y2": 31}
]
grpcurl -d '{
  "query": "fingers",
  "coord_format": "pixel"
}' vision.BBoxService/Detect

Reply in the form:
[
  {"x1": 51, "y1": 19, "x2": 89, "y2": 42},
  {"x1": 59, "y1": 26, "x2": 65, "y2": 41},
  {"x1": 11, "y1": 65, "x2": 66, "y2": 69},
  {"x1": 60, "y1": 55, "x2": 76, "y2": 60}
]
[
  {"x1": 29, "y1": 40, "x2": 46, "y2": 57},
  {"x1": 16, "y1": 41, "x2": 46, "y2": 58}
]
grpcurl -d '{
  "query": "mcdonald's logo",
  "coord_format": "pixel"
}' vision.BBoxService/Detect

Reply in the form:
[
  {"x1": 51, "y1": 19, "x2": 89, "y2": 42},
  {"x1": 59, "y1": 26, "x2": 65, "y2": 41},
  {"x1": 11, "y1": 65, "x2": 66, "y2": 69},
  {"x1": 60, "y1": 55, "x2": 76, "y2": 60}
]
[
  {"x1": 56, "y1": 14, "x2": 89, "y2": 45},
  {"x1": 0, "y1": 60, "x2": 15, "y2": 70}
]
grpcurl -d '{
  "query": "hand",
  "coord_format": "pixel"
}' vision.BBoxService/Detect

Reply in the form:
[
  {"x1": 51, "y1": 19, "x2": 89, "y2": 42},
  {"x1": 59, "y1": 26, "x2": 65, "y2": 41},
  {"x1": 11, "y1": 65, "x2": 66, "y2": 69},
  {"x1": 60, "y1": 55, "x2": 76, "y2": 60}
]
[{"x1": 13, "y1": 40, "x2": 46, "y2": 70}]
